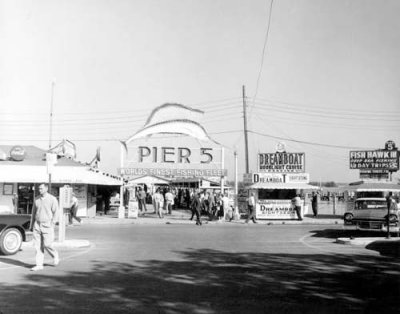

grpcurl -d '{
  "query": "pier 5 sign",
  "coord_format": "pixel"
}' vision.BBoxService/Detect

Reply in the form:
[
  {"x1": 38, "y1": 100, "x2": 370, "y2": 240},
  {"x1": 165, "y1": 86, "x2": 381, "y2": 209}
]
[
  {"x1": 120, "y1": 145, "x2": 227, "y2": 178},
  {"x1": 136, "y1": 146, "x2": 213, "y2": 164}
]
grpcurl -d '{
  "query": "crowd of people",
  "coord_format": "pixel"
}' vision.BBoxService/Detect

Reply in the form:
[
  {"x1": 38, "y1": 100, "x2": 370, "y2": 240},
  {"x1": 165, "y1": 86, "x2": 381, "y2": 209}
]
[{"x1": 135, "y1": 186, "x2": 232, "y2": 224}]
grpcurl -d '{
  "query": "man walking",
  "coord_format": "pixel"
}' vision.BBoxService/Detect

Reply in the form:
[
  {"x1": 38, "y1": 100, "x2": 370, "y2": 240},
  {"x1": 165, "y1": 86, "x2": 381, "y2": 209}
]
[
  {"x1": 152, "y1": 189, "x2": 164, "y2": 218},
  {"x1": 292, "y1": 194, "x2": 303, "y2": 221},
  {"x1": 137, "y1": 187, "x2": 147, "y2": 215},
  {"x1": 30, "y1": 183, "x2": 60, "y2": 271},
  {"x1": 69, "y1": 192, "x2": 81, "y2": 225},
  {"x1": 311, "y1": 191, "x2": 319, "y2": 217},
  {"x1": 164, "y1": 189, "x2": 174, "y2": 215},
  {"x1": 190, "y1": 192, "x2": 202, "y2": 226},
  {"x1": 245, "y1": 192, "x2": 257, "y2": 223}
]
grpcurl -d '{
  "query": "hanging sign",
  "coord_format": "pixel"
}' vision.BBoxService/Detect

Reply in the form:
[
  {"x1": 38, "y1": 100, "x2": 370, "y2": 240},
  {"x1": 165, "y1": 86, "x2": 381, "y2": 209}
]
[{"x1": 252, "y1": 173, "x2": 309, "y2": 184}]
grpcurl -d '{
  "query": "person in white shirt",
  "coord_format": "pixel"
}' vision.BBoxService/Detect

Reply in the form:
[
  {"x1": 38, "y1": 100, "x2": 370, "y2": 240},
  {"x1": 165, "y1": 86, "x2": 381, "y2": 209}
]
[
  {"x1": 69, "y1": 193, "x2": 81, "y2": 225},
  {"x1": 152, "y1": 189, "x2": 164, "y2": 218},
  {"x1": 164, "y1": 189, "x2": 174, "y2": 215},
  {"x1": 292, "y1": 194, "x2": 303, "y2": 221},
  {"x1": 245, "y1": 192, "x2": 257, "y2": 223},
  {"x1": 30, "y1": 183, "x2": 60, "y2": 271}
]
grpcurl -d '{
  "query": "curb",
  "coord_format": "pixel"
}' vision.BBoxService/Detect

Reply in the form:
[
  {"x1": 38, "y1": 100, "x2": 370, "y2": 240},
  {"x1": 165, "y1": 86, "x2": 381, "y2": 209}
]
[
  {"x1": 336, "y1": 237, "x2": 399, "y2": 246},
  {"x1": 81, "y1": 217, "x2": 342, "y2": 226}
]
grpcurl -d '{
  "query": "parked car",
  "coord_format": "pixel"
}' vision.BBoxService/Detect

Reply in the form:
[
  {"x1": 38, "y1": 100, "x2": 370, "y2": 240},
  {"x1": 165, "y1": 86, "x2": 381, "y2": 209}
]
[
  {"x1": 0, "y1": 214, "x2": 32, "y2": 255},
  {"x1": 343, "y1": 198, "x2": 399, "y2": 233}
]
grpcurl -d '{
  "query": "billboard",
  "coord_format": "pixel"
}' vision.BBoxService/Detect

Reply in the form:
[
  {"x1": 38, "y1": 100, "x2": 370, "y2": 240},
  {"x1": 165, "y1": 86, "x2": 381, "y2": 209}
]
[
  {"x1": 349, "y1": 150, "x2": 399, "y2": 171},
  {"x1": 258, "y1": 152, "x2": 305, "y2": 173}
]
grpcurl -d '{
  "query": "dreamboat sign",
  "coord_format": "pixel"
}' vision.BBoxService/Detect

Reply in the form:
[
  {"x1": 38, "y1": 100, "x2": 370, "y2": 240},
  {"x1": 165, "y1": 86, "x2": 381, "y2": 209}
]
[
  {"x1": 250, "y1": 142, "x2": 314, "y2": 219},
  {"x1": 119, "y1": 103, "x2": 227, "y2": 180}
]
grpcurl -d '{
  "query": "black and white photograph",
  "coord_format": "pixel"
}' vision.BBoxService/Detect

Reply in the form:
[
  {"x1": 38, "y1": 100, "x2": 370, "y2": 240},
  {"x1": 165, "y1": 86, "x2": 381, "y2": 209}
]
[{"x1": 0, "y1": 0, "x2": 399, "y2": 313}]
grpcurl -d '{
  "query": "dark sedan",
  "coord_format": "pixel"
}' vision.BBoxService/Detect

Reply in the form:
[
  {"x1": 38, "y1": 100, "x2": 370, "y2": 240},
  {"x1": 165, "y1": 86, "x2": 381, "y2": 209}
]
[{"x1": 0, "y1": 214, "x2": 32, "y2": 255}]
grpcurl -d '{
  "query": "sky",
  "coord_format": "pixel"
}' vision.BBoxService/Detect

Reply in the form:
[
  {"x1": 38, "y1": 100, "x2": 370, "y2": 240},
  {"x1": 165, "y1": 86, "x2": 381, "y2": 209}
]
[{"x1": 0, "y1": 0, "x2": 399, "y2": 183}]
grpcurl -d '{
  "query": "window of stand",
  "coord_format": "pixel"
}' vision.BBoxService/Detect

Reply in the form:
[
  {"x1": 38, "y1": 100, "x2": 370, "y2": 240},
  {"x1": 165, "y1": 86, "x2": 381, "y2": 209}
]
[{"x1": 258, "y1": 189, "x2": 297, "y2": 200}]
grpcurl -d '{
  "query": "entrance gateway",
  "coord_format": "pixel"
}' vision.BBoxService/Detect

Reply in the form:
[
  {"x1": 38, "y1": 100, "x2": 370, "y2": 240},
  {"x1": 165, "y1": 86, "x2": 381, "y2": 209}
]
[{"x1": 117, "y1": 103, "x2": 228, "y2": 217}]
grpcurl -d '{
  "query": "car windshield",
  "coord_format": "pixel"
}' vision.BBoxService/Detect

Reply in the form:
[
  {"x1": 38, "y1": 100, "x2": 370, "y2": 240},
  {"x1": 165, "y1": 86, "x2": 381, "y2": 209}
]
[{"x1": 355, "y1": 200, "x2": 387, "y2": 210}]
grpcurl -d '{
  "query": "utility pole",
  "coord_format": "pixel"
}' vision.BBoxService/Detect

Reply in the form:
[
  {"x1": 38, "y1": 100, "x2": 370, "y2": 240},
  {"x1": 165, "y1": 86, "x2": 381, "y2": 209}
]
[
  {"x1": 242, "y1": 85, "x2": 250, "y2": 173},
  {"x1": 48, "y1": 81, "x2": 55, "y2": 192}
]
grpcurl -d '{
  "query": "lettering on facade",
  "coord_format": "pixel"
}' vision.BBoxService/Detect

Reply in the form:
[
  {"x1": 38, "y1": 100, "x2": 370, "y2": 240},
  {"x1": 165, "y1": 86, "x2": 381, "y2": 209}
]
[
  {"x1": 119, "y1": 167, "x2": 227, "y2": 178},
  {"x1": 137, "y1": 146, "x2": 213, "y2": 164}
]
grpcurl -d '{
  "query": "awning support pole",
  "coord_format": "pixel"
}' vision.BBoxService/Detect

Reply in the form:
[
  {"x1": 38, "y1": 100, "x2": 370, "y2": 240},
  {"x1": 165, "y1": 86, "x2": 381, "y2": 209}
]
[{"x1": 118, "y1": 143, "x2": 125, "y2": 218}]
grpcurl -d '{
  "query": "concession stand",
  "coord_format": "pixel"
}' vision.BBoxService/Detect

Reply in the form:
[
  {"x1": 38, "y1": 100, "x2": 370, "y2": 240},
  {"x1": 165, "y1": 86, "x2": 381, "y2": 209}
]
[
  {"x1": 0, "y1": 145, "x2": 123, "y2": 217},
  {"x1": 245, "y1": 143, "x2": 318, "y2": 220},
  {"x1": 247, "y1": 173, "x2": 318, "y2": 219}
]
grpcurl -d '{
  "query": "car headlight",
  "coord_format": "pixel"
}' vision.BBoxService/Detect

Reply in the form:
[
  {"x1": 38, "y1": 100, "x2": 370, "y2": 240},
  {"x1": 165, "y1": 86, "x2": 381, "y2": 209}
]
[{"x1": 389, "y1": 214, "x2": 398, "y2": 223}]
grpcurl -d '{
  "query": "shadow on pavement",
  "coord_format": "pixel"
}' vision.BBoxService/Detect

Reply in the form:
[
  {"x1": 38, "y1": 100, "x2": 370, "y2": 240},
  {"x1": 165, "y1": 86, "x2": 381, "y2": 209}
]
[
  {"x1": 1, "y1": 249, "x2": 400, "y2": 313},
  {"x1": 366, "y1": 240, "x2": 400, "y2": 258},
  {"x1": 0, "y1": 257, "x2": 31, "y2": 269},
  {"x1": 308, "y1": 228, "x2": 397, "y2": 240}
]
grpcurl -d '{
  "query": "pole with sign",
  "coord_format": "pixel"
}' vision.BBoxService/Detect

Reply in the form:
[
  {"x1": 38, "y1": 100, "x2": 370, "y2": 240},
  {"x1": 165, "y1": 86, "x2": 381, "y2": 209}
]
[{"x1": 58, "y1": 185, "x2": 72, "y2": 242}]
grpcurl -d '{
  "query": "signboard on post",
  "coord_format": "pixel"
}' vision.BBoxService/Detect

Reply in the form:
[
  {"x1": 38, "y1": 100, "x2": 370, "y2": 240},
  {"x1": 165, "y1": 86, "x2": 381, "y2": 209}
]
[
  {"x1": 252, "y1": 173, "x2": 310, "y2": 184},
  {"x1": 349, "y1": 141, "x2": 399, "y2": 174},
  {"x1": 258, "y1": 152, "x2": 305, "y2": 173},
  {"x1": 58, "y1": 185, "x2": 73, "y2": 242}
]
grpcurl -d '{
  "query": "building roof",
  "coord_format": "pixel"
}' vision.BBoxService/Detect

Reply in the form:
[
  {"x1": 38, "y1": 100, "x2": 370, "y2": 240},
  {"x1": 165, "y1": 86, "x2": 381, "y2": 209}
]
[
  {"x1": 344, "y1": 181, "x2": 400, "y2": 192},
  {"x1": 0, "y1": 145, "x2": 86, "y2": 167},
  {"x1": 0, "y1": 145, "x2": 122, "y2": 186},
  {"x1": 127, "y1": 175, "x2": 171, "y2": 186}
]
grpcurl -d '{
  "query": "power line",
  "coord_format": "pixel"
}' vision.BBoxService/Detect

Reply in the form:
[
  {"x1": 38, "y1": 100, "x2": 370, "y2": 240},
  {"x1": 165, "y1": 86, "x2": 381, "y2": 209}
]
[
  {"x1": 0, "y1": 105, "x2": 242, "y2": 127},
  {"x1": 252, "y1": 0, "x2": 275, "y2": 105},
  {"x1": 0, "y1": 130, "x2": 243, "y2": 143},
  {"x1": 248, "y1": 130, "x2": 375, "y2": 150},
  {"x1": 253, "y1": 102, "x2": 400, "y2": 122},
  {"x1": 0, "y1": 97, "x2": 242, "y2": 118},
  {"x1": 251, "y1": 107, "x2": 400, "y2": 130},
  {"x1": 255, "y1": 97, "x2": 400, "y2": 117}
]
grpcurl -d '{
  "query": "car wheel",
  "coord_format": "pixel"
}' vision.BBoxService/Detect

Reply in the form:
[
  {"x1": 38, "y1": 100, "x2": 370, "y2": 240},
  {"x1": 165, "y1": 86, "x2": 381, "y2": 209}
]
[
  {"x1": 0, "y1": 228, "x2": 23, "y2": 255},
  {"x1": 344, "y1": 213, "x2": 353, "y2": 223}
]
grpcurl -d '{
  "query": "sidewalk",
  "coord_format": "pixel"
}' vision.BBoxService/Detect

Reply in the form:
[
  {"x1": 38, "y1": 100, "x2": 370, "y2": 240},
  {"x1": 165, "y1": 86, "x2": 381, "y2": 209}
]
[{"x1": 80, "y1": 209, "x2": 343, "y2": 226}]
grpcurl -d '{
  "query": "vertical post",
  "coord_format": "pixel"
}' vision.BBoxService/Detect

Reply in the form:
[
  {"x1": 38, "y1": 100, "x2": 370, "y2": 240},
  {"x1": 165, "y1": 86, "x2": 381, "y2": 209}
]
[
  {"x1": 242, "y1": 85, "x2": 250, "y2": 174},
  {"x1": 234, "y1": 150, "x2": 239, "y2": 219},
  {"x1": 387, "y1": 196, "x2": 391, "y2": 239},
  {"x1": 220, "y1": 147, "x2": 225, "y2": 195},
  {"x1": 119, "y1": 143, "x2": 125, "y2": 218},
  {"x1": 49, "y1": 81, "x2": 55, "y2": 193},
  {"x1": 333, "y1": 194, "x2": 336, "y2": 215}
]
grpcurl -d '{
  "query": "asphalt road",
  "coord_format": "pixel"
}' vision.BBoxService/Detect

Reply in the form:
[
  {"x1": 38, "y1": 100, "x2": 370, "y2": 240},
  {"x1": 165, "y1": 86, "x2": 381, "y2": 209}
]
[{"x1": 0, "y1": 223, "x2": 399, "y2": 314}]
